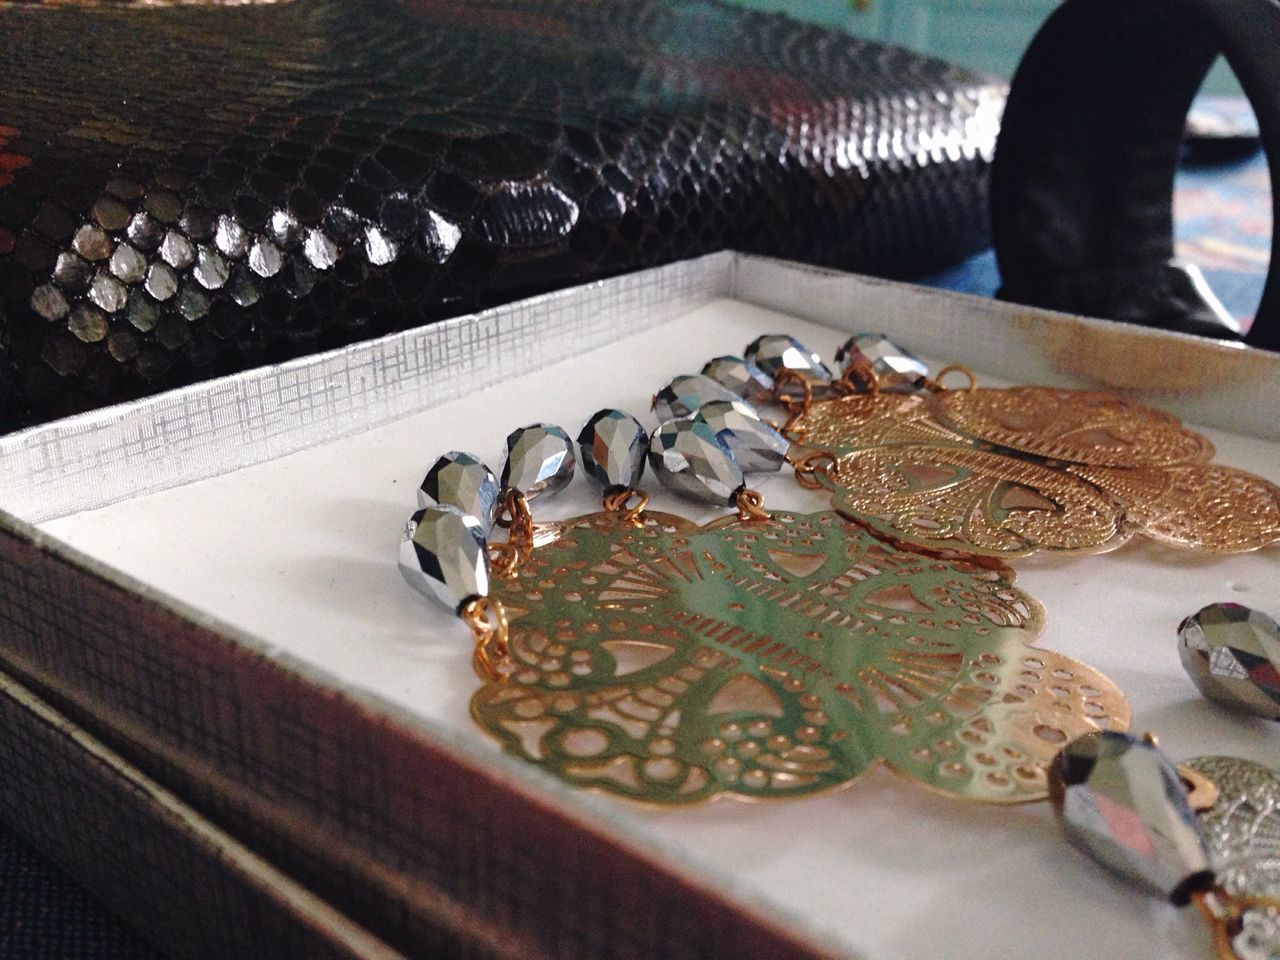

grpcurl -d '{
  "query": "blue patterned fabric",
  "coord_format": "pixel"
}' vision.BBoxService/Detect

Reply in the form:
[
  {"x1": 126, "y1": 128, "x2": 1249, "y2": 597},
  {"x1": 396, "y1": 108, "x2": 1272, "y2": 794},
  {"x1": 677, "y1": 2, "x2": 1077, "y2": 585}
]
[{"x1": 920, "y1": 143, "x2": 1270, "y2": 329}]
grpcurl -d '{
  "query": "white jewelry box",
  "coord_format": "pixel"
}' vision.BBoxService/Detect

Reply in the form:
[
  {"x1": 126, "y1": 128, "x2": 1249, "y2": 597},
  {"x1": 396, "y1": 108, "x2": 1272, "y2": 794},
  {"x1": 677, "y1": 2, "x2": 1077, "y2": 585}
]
[{"x1": 2, "y1": 252, "x2": 1278, "y2": 959}]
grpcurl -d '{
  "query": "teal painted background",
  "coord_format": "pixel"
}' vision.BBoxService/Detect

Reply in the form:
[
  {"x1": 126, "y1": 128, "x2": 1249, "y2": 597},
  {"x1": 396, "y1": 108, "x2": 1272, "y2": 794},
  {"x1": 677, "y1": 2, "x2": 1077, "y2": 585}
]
[{"x1": 727, "y1": 0, "x2": 1240, "y2": 94}]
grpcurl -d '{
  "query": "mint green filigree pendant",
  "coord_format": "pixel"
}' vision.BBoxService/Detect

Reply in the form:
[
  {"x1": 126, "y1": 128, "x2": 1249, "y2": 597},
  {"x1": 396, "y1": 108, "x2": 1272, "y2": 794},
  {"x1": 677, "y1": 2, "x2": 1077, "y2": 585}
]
[{"x1": 472, "y1": 508, "x2": 1130, "y2": 805}]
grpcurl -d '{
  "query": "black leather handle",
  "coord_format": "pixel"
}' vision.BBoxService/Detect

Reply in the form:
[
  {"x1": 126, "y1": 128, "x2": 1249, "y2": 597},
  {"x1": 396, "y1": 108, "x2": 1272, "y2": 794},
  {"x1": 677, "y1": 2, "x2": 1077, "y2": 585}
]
[{"x1": 991, "y1": 0, "x2": 1280, "y2": 349}]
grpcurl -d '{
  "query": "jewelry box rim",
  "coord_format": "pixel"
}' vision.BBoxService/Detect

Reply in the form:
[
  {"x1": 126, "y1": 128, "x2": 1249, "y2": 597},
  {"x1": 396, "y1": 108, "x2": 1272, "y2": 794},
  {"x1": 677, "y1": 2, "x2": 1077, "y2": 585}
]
[{"x1": 2, "y1": 250, "x2": 1278, "y2": 960}]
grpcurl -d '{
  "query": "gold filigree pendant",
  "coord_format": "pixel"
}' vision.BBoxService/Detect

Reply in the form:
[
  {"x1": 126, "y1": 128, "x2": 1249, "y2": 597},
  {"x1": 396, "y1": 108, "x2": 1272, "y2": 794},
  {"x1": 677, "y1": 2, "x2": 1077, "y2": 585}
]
[
  {"x1": 470, "y1": 506, "x2": 1129, "y2": 805},
  {"x1": 787, "y1": 381, "x2": 1280, "y2": 558}
]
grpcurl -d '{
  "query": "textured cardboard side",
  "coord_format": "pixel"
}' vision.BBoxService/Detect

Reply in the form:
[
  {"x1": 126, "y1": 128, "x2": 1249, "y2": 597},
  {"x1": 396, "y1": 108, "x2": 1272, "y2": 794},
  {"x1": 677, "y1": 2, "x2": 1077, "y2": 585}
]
[
  {"x1": 0, "y1": 664, "x2": 402, "y2": 960},
  {"x1": 0, "y1": 512, "x2": 845, "y2": 960}
]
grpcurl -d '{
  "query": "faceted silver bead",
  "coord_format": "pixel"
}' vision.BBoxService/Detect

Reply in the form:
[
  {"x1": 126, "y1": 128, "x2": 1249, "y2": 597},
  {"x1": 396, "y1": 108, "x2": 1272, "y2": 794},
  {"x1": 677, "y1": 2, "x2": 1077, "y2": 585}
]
[
  {"x1": 417, "y1": 451, "x2": 500, "y2": 534},
  {"x1": 697, "y1": 400, "x2": 789, "y2": 473},
  {"x1": 648, "y1": 417, "x2": 744, "y2": 505},
  {"x1": 700, "y1": 355, "x2": 775, "y2": 405},
  {"x1": 1049, "y1": 731, "x2": 1213, "y2": 903},
  {"x1": 577, "y1": 409, "x2": 648, "y2": 490},
  {"x1": 501, "y1": 424, "x2": 575, "y2": 499},
  {"x1": 398, "y1": 505, "x2": 489, "y2": 610},
  {"x1": 1179, "y1": 603, "x2": 1280, "y2": 720},
  {"x1": 652, "y1": 374, "x2": 740, "y2": 421},
  {"x1": 835, "y1": 333, "x2": 929, "y2": 392},
  {"x1": 744, "y1": 334, "x2": 834, "y2": 381}
]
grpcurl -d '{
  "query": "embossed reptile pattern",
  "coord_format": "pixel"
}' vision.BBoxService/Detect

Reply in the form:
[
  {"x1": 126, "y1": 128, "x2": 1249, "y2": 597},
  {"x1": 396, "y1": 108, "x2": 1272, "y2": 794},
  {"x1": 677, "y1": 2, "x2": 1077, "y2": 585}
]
[{"x1": 0, "y1": 0, "x2": 1003, "y2": 431}]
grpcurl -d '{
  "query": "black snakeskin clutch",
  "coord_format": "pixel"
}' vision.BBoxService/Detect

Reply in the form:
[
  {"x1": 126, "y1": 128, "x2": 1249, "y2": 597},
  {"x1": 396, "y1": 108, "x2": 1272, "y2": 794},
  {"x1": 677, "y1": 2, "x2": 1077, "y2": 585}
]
[{"x1": 0, "y1": 0, "x2": 1004, "y2": 430}]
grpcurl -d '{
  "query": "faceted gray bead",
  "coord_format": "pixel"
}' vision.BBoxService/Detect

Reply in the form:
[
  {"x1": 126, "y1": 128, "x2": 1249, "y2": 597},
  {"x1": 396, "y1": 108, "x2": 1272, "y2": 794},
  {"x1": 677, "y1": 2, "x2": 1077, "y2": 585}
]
[
  {"x1": 418, "y1": 451, "x2": 500, "y2": 534},
  {"x1": 648, "y1": 417, "x2": 744, "y2": 505},
  {"x1": 399, "y1": 505, "x2": 489, "y2": 610},
  {"x1": 652, "y1": 374, "x2": 740, "y2": 421},
  {"x1": 1179, "y1": 603, "x2": 1280, "y2": 720},
  {"x1": 577, "y1": 409, "x2": 648, "y2": 490},
  {"x1": 835, "y1": 333, "x2": 929, "y2": 391},
  {"x1": 700, "y1": 355, "x2": 775, "y2": 404},
  {"x1": 501, "y1": 423, "x2": 575, "y2": 499},
  {"x1": 744, "y1": 334, "x2": 834, "y2": 381},
  {"x1": 1050, "y1": 731, "x2": 1213, "y2": 903},
  {"x1": 697, "y1": 400, "x2": 789, "y2": 473}
]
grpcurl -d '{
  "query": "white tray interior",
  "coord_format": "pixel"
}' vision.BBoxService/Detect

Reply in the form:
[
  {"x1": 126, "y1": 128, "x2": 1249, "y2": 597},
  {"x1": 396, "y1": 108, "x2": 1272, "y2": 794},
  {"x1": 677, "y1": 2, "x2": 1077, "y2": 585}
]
[{"x1": 7, "y1": 256, "x2": 1280, "y2": 960}]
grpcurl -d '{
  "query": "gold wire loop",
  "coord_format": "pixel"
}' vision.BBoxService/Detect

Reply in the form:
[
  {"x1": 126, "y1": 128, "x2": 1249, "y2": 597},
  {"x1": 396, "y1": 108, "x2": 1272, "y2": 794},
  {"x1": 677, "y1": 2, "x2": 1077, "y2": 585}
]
[
  {"x1": 1178, "y1": 763, "x2": 1221, "y2": 813},
  {"x1": 491, "y1": 488, "x2": 535, "y2": 578},
  {"x1": 461, "y1": 596, "x2": 511, "y2": 683},
  {"x1": 774, "y1": 369, "x2": 814, "y2": 433},
  {"x1": 601, "y1": 487, "x2": 649, "y2": 523},
  {"x1": 830, "y1": 377, "x2": 857, "y2": 397},
  {"x1": 1193, "y1": 887, "x2": 1280, "y2": 960},
  {"x1": 495, "y1": 488, "x2": 534, "y2": 545},
  {"x1": 838, "y1": 365, "x2": 882, "y2": 396},
  {"x1": 927, "y1": 364, "x2": 978, "y2": 394},
  {"x1": 789, "y1": 449, "x2": 838, "y2": 490},
  {"x1": 487, "y1": 541, "x2": 522, "y2": 579},
  {"x1": 734, "y1": 487, "x2": 771, "y2": 521}
]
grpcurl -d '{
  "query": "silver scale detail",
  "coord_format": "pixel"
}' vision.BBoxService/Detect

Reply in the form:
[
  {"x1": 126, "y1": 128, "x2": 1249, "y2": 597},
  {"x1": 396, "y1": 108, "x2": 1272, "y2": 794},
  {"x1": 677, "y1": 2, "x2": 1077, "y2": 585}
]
[{"x1": 1185, "y1": 756, "x2": 1280, "y2": 960}]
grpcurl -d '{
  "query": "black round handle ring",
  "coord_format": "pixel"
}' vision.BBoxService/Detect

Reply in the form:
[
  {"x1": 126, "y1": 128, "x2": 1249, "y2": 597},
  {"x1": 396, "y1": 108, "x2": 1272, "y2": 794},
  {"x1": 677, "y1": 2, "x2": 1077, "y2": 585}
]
[{"x1": 991, "y1": 0, "x2": 1280, "y2": 350}]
